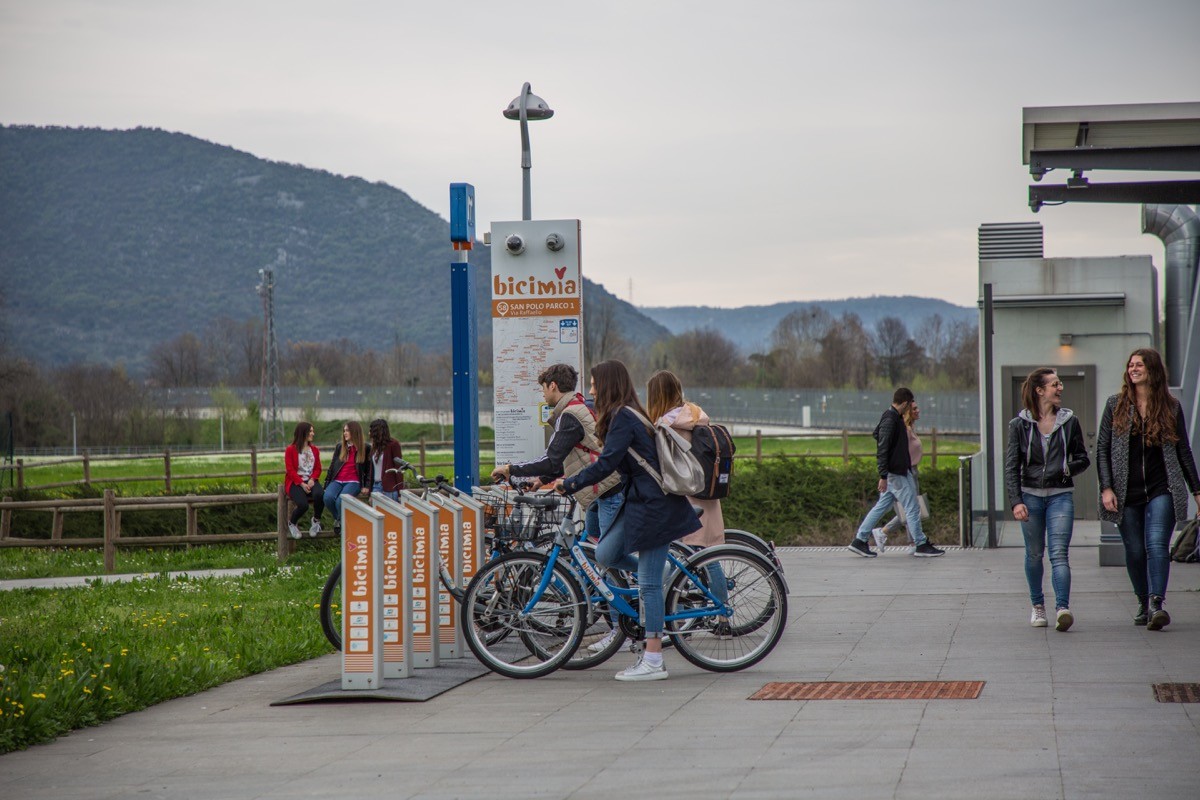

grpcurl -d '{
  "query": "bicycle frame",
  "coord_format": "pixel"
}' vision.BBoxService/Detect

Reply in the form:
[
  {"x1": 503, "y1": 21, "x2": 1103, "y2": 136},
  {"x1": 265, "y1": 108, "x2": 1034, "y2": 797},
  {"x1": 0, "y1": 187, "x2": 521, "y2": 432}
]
[{"x1": 520, "y1": 514, "x2": 733, "y2": 628}]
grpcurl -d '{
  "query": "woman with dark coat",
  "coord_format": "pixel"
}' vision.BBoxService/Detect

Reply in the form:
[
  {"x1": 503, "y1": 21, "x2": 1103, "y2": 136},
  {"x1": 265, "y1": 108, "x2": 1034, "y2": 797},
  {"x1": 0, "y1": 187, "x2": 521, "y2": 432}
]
[
  {"x1": 1004, "y1": 368, "x2": 1090, "y2": 631},
  {"x1": 559, "y1": 360, "x2": 701, "y2": 682},
  {"x1": 367, "y1": 418, "x2": 405, "y2": 501},
  {"x1": 1097, "y1": 348, "x2": 1200, "y2": 630}
]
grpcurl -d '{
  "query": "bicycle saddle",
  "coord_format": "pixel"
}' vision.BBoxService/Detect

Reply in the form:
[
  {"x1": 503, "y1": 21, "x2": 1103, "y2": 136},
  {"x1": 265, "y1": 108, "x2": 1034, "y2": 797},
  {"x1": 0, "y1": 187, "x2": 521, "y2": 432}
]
[{"x1": 513, "y1": 494, "x2": 561, "y2": 508}]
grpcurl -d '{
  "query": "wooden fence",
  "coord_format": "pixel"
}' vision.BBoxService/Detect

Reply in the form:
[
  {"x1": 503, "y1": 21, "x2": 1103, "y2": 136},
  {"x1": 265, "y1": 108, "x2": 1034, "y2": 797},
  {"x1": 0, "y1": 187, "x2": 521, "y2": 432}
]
[
  {"x1": 1, "y1": 430, "x2": 971, "y2": 492},
  {"x1": 0, "y1": 487, "x2": 310, "y2": 573}
]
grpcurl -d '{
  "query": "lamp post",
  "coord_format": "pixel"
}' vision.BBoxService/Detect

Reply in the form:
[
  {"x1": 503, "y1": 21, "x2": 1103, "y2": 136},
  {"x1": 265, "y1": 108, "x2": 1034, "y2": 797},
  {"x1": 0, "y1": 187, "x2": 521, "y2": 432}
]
[{"x1": 503, "y1": 82, "x2": 554, "y2": 221}]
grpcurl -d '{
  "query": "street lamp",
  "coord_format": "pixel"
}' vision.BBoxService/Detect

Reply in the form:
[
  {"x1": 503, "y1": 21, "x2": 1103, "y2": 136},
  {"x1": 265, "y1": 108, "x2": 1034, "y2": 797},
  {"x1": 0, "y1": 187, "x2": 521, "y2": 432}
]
[{"x1": 502, "y1": 82, "x2": 554, "y2": 221}]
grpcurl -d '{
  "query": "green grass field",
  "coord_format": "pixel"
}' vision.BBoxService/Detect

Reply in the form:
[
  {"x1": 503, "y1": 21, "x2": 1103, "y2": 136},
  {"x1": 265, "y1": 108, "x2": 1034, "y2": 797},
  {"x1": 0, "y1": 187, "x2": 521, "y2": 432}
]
[{"x1": 6, "y1": 433, "x2": 977, "y2": 494}]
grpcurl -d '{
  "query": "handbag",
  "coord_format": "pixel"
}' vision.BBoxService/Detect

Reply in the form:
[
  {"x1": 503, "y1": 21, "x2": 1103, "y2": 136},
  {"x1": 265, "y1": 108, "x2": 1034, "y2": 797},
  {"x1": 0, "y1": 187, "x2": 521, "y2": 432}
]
[
  {"x1": 893, "y1": 494, "x2": 930, "y2": 524},
  {"x1": 625, "y1": 407, "x2": 706, "y2": 496}
]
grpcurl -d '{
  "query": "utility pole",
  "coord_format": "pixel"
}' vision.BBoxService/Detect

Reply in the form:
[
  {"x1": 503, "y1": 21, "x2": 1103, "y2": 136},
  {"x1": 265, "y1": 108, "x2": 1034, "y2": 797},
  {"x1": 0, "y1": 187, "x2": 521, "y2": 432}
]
[{"x1": 257, "y1": 264, "x2": 283, "y2": 446}]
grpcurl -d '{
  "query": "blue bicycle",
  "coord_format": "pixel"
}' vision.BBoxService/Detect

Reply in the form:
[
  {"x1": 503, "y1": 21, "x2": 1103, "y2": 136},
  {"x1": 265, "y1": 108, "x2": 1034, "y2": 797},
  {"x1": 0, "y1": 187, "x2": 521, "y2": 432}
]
[{"x1": 460, "y1": 494, "x2": 788, "y2": 679}]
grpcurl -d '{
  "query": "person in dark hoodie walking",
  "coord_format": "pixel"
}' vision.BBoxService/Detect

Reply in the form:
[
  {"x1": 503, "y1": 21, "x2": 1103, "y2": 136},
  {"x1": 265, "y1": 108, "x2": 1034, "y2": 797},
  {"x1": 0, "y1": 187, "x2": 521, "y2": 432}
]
[
  {"x1": 848, "y1": 387, "x2": 944, "y2": 558},
  {"x1": 1005, "y1": 368, "x2": 1090, "y2": 631}
]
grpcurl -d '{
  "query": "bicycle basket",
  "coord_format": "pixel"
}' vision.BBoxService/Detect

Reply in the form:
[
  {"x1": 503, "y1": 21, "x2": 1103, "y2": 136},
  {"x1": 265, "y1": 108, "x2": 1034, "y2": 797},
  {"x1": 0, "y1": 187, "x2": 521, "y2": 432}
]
[{"x1": 477, "y1": 491, "x2": 571, "y2": 543}]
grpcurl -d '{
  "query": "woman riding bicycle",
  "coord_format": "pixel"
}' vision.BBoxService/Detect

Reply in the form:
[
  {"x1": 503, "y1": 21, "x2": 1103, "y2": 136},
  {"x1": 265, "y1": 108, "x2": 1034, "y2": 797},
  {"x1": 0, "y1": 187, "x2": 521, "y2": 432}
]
[{"x1": 557, "y1": 359, "x2": 700, "y2": 682}]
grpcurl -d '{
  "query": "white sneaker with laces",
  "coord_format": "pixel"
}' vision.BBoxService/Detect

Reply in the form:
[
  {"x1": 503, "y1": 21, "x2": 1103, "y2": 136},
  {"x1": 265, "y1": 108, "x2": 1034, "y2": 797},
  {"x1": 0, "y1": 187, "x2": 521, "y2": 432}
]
[
  {"x1": 615, "y1": 657, "x2": 668, "y2": 682},
  {"x1": 587, "y1": 628, "x2": 625, "y2": 653},
  {"x1": 871, "y1": 527, "x2": 888, "y2": 553},
  {"x1": 287, "y1": 523, "x2": 302, "y2": 540},
  {"x1": 309, "y1": 518, "x2": 322, "y2": 537},
  {"x1": 1030, "y1": 605, "x2": 1048, "y2": 627}
]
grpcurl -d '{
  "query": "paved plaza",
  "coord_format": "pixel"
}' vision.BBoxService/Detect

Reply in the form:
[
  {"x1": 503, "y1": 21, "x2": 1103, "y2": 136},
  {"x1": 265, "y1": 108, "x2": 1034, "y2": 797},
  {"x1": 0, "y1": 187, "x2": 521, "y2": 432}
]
[{"x1": 2, "y1": 544, "x2": 1198, "y2": 799}]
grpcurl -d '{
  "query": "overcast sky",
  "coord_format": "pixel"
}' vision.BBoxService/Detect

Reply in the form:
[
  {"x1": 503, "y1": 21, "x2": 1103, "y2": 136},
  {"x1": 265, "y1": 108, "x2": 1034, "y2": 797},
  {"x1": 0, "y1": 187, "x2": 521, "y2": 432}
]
[{"x1": 2, "y1": 0, "x2": 1198, "y2": 310}]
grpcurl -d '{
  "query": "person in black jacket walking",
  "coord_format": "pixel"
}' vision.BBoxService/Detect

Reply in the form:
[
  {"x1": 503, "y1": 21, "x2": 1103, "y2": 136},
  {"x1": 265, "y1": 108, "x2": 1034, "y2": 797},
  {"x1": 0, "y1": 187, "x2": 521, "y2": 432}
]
[
  {"x1": 1004, "y1": 368, "x2": 1090, "y2": 631},
  {"x1": 848, "y1": 388, "x2": 944, "y2": 558}
]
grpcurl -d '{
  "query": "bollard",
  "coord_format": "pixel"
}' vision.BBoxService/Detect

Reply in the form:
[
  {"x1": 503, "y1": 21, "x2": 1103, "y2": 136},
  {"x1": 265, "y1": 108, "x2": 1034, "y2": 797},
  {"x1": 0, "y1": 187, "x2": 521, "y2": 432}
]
[{"x1": 103, "y1": 489, "x2": 116, "y2": 573}]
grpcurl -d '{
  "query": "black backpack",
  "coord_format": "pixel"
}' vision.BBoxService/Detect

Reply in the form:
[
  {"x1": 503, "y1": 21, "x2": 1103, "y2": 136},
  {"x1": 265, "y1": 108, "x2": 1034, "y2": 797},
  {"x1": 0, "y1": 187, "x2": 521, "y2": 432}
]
[{"x1": 691, "y1": 423, "x2": 737, "y2": 500}]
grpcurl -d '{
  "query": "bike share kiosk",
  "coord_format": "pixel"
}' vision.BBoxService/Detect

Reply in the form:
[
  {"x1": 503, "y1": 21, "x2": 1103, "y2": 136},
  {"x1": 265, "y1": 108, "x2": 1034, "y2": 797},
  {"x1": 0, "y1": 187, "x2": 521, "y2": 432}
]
[
  {"x1": 339, "y1": 496, "x2": 384, "y2": 690},
  {"x1": 398, "y1": 490, "x2": 441, "y2": 666},
  {"x1": 369, "y1": 495, "x2": 415, "y2": 679}
]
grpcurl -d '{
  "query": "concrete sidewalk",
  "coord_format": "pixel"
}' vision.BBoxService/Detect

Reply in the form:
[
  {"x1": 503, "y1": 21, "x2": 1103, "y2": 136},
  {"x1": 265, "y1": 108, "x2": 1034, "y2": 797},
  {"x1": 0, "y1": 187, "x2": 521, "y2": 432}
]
[{"x1": 2, "y1": 547, "x2": 1198, "y2": 799}]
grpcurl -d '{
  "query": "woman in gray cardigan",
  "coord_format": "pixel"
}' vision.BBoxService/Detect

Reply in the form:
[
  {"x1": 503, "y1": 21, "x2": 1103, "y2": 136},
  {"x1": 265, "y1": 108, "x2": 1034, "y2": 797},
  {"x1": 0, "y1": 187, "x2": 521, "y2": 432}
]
[{"x1": 1096, "y1": 348, "x2": 1200, "y2": 630}]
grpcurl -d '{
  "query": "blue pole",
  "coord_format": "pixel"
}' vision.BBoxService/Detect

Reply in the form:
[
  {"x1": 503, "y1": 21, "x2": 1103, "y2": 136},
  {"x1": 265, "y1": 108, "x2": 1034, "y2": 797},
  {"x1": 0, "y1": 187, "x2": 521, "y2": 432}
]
[{"x1": 449, "y1": 183, "x2": 479, "y2": 493}]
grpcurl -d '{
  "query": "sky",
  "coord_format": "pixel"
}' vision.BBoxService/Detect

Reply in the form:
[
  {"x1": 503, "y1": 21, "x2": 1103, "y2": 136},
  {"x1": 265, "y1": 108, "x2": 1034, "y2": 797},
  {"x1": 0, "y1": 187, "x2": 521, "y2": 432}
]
[{"x1": 2, "y1": 0, "x2": 1198, "y2": 310}]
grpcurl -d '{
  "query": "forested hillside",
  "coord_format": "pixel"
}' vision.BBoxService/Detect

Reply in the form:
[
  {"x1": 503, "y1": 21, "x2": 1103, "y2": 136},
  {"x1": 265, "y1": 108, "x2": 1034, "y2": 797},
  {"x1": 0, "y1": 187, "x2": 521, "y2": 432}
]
[{"x1": 0, "y1": 125, "x2": 667, "y2": 371}]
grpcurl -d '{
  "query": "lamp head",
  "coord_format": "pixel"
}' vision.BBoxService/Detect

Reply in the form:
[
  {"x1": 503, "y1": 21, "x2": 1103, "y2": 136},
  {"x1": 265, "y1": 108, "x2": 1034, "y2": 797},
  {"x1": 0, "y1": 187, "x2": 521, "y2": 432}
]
[{"x1": 503, "y1": 91, "x2": 554, "y2": 121}]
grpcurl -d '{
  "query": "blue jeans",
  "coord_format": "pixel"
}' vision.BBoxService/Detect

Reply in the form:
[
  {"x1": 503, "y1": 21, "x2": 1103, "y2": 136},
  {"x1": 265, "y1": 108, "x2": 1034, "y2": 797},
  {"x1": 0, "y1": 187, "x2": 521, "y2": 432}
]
[
  {"x1": 371, "y1": 482, "x2": 398, "y2": 502},
  {"x1": 586, "y1": 492, "x2": 624, "y2": 542},
  {"x1": 593, "y1": 509, "x2": 669, "y2": 637},
  {"x1": 1119, "y1": 493, "x2": 1174, "y2": 599},
  {"x1": 323, "y1": 480, "x2": 361, "y2": 524},
  {"x1": 1019, "y1": 491, "x2": 1074, "y2": 609},
  {"x1": 856, "y1": 472, "x2": 927, "y2": 545}
]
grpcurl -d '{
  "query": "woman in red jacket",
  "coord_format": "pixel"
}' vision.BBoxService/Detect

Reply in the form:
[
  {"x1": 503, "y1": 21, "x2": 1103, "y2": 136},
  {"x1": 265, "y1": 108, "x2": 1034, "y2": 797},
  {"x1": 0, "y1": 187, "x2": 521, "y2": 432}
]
[{"x1": 284, "y1": 421, "x2": 324, "y2": 539}]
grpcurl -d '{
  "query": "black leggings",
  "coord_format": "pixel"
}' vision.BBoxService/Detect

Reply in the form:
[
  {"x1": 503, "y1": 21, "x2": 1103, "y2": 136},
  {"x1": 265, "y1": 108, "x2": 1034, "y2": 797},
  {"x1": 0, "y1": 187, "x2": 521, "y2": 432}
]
[{"x1": 288, "y1": 484, "x2": 325, "y2": 525}]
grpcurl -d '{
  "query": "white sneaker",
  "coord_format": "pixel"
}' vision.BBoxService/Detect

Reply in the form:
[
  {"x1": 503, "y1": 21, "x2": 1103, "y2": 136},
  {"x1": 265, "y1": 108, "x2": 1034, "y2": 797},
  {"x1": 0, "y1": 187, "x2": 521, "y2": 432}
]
[
  {"x1": 871, "y1": 527, "x2": 888, "y2": 553},
  {"x1": 287, "y1": 523, "x2": 302, "y2": 540},
  {"x1": 615, "y1": 658, "x2": 668, "y2": 682},
  {"x1": 1030, "y1": 605, "x2": 1048, "y2": 627},
  {"x1": 309, "y1": 518, "x2": 322, "y2": 537},
  {"x1": 587, "y1": 628, "x2": 625, "y2": 653},
  {"x1": 1055, "y1": 608, "x2": 1074, "y2": 632}
]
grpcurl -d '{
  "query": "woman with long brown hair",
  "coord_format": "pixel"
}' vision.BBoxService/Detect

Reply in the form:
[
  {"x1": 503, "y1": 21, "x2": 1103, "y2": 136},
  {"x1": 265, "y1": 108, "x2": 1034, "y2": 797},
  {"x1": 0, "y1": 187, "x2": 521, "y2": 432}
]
[
  {"x1": 283, "y1": 421, "x2": 324, "y2": 539},
  {"x1": 1004, "y1": 368, "x2": 1090, "y2": 630},
  {"x1": 1097, "y1": 348, "x2": 1200, "y2": 629},
  {"x1": 322, "y1": 420, "x2": 371, "y2": 535},
  {"x1": 557, "y1": 360, "x2": 700, "y2": 681}
]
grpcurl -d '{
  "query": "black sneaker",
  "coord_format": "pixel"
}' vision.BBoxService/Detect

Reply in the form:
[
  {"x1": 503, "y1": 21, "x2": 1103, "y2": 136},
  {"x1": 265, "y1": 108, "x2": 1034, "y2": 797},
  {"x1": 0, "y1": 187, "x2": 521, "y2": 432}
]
[
  {"x1": 847, "y1": 539, "x2": 877, "y2": 558},
  {"x1": 1133, "y1": 598, "x2": 1148, "y2": 626},
  {"x1": 913, "y1": 542, "x2": 945, "y2": 558},
  {"x1": 1147, "y1": 596, "x2": 1171, "y2": 630}
]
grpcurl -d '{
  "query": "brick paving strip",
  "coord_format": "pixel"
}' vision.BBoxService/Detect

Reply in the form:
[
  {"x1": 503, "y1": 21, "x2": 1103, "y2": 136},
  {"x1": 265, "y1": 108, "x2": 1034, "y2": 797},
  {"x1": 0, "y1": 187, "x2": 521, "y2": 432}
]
[
  {"x1": 1152, "y1": 683, "x2": 1200, "y2": 703},
  {"x1": 749, "y1": 680, "x2": 985, "y2": 701}
]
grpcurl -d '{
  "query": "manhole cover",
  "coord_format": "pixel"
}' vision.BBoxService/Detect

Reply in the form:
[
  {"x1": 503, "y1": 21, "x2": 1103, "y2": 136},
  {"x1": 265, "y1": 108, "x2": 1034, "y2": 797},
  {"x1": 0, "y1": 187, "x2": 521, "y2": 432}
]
[
  {"x1": 749, "y1": 681, "x2": 984, "y2": 701},
  {"x1": 1153, "y1": 683, "x2": 1200, "y2": 703}
]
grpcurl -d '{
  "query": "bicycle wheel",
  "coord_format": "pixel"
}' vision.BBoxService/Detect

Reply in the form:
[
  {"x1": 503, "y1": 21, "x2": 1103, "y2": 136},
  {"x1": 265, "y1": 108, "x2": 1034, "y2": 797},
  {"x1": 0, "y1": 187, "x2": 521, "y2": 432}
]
[
  {"x1": 723, "y1": 529, "x2": 787, "y2": 586},
  {"x1": 664, "y1": 547, "x2": 787, "y2": 672},
  {"x1": 461, "y1": 551, "x2": 586, "y2": 679},
  {"x1": 319, "y1": 563, "x2": 342, "y2": 650},
  {"x1": 561, "y1": 567, "x2": 631, "y2": 670}
]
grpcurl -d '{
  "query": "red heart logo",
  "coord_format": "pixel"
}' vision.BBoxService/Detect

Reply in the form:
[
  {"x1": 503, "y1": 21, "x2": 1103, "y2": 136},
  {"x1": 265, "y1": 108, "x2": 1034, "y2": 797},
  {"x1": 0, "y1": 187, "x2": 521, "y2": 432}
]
[{"x1": 554, "y1": 267, "x2": 567, "y2": 279}]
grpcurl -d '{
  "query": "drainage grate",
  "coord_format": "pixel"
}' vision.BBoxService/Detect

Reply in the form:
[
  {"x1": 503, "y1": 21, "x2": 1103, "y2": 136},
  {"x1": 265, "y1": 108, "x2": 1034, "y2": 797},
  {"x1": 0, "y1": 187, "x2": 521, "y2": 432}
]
[
  {"x1": 1153, "y1": 683, "x2": 1200, "y2": 703},
  {"x1": 749, "y1": 681, "x2": 985, "y2": 701}
]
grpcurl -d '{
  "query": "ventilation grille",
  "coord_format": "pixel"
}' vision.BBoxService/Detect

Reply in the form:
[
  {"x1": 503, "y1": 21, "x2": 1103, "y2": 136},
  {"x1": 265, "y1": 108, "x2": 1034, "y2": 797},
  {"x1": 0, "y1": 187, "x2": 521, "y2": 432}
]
[{"x1": 979, "y1": 222, "x2": 1044, "y2": 260}]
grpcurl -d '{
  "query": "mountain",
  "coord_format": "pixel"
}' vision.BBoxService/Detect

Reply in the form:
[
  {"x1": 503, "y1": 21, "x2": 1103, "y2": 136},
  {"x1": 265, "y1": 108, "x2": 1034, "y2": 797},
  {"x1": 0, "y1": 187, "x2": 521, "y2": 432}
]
[
  {"x1": 640, "y1": 297, "x2": 977, "y2": 353},
  {"x1": 0, "y1": 125, "x2": 669, "y2": 371}
]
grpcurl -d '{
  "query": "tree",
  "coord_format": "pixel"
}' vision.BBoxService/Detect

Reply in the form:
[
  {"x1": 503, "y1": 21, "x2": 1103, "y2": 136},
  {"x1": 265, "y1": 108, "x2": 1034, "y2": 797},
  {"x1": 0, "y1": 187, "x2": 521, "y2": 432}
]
[
  {"x1": 583, "y1": 293, "x2": 633, "y2": 367},
  {"x1": 660, "y1": 328, "x2": 745, "y2": 387},
  {"x1": 148, "y1": 332, "x2": 215, "y2": 388},
  {"x1": 871, "y1": 316, "x2": 924, "y2": 386},
  {"x1": 53, "y1": 364, "x2": 145, "y2": 447},
  {"x1": 819, "y1": 313, "x2": 872, "y2": 389}
]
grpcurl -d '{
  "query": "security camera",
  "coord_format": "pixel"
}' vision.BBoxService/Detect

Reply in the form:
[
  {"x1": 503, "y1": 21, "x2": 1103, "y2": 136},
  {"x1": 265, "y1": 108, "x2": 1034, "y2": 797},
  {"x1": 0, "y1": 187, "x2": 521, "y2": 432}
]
[
  {"x1": 545, "y1": 233, "x2": 564, "y2": 252},
  {"x1": 504, "y1": 234, "x2": 525, "y2": 255}
]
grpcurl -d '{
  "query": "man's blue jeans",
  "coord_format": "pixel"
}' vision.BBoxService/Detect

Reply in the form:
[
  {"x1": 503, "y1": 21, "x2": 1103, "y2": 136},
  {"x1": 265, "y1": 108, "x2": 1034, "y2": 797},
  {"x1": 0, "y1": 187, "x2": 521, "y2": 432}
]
[
  {"x1": 856, "y1": 472, "x2": 927, "y2": 546},
  {"x1": 1120, "y1": 493, "x2": 1174, "y2": 599},
  {"x1": 1019, "y1": 491, "x2": 1074, "y2": 609}
]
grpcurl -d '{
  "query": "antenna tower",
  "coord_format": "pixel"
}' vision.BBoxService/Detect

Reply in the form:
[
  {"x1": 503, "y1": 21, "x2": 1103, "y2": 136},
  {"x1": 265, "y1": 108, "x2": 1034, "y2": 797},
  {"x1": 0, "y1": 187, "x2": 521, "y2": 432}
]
[{"x1": 256, "y1": 265, "x2": 283, "y2": 445}]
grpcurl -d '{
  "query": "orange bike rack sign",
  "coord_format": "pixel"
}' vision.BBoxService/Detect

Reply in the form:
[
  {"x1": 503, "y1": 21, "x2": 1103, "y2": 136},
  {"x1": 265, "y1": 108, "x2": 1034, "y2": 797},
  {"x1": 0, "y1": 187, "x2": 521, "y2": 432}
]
[
  {"x1": 370, "y1": 496, "x2": 414, "y2": 680},
  {"x1": 339, "y1": 497, "x2": 384, "y2": 690},
  {"x1": 398, "y1": 491, "x2": 440, "y2": 668}
]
